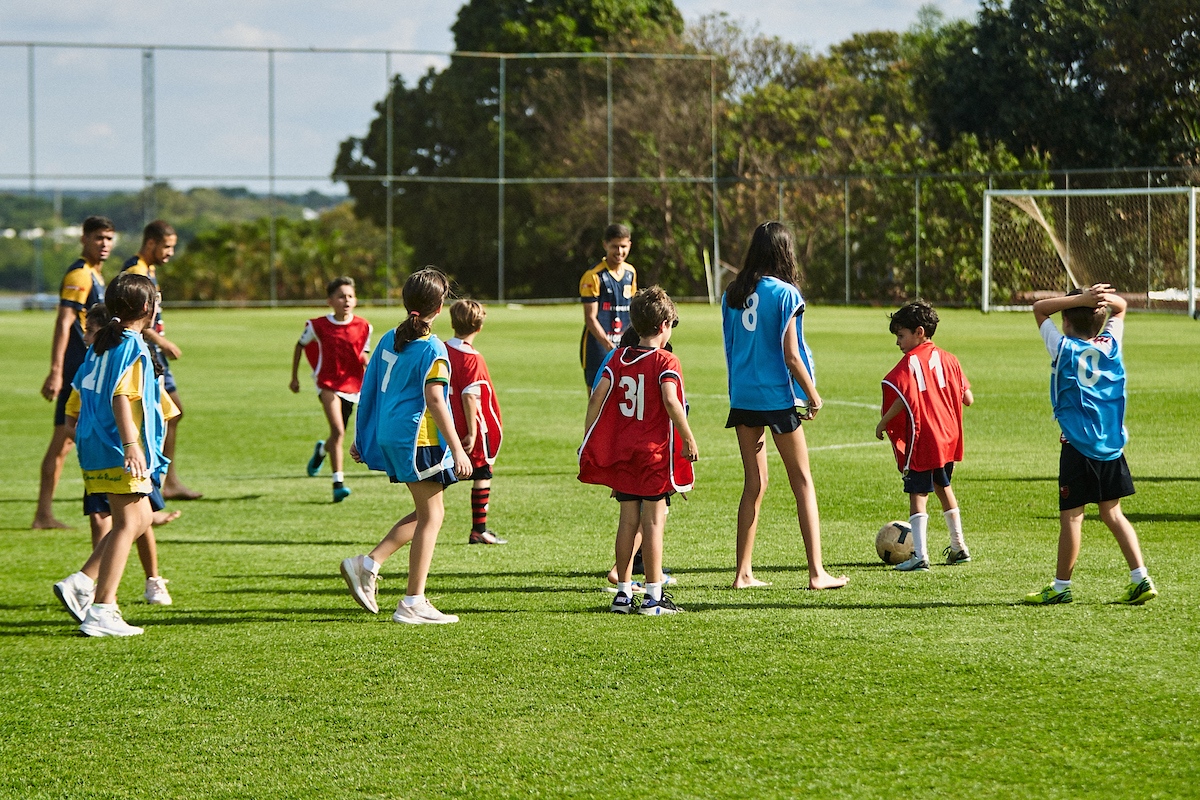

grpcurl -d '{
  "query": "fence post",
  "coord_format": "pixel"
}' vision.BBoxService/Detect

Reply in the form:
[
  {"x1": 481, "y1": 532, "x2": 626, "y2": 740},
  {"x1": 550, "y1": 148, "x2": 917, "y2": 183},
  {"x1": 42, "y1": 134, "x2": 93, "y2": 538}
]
[
  {"x1": 1189, "y1": 187, "x2": 1196, "y2": 320},
  {"x1": 606, "y1": 55, "x2": 613, "y2": 225},
  {"x1": 709, "y1": 59, "x2": 720, "y2": 301},
  {"x1": 497, "y1": 56, "x2": 506, "y2": 302},
  {"x1": 981, "y1": 192, "x2": 991, "y2": 313},
  {"x1": 385, "y1": 51, "x2": 394, "y2": 306},
  {"x1": 142, "y1": 49, "x2": 156, "y2": 226},
  {"x1": 914, "y1": 174, "x2": 921, "y2": 299},
  {"x1": 844, "y1": 178, "x2": 850, "y2": 304},
  {"x1": 27, "y1": 44, "x2": 40, "y2": 294},
  {"x1": 268, "y1": 49, "x2": 277, "y2": 307}
]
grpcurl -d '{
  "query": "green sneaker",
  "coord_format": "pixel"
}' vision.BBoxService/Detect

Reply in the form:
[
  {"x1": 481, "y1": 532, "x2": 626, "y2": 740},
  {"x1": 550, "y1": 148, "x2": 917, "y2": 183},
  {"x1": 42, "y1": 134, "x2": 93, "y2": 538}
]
[
  {"x1": 1024, "y1": 584, "x2": 1073, "y2": 605},
  {"x1": 1115, "y1": 578, "x2": 1157, "y2": 605}
]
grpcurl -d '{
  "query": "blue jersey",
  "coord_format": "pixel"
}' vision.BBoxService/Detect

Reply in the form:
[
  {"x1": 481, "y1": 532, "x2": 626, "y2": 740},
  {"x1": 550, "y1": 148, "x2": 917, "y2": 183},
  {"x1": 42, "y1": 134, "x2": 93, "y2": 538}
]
[
  {"x1": 1042, "y1": 318, "x2": 1127, "y2": 461},
  {"x1": 354, "y1": 329, "x2": 454, "y2": 483},
  {"x1": 722, "y1": 277, "x2": 814, "y2": 411},
  {"x1": 71, "y1": 331, "x2": 167, "y2": 479}
]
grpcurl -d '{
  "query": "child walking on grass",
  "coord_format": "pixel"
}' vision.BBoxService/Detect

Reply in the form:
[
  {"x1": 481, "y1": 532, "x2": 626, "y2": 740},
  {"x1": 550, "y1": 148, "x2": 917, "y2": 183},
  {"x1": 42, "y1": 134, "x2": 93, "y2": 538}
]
[
  {"x1": 1023, "y1": 284, "x2": 1157, "y2": 606},
  {"x1": 61, "y1": 273, "x2": 169, "y2": 636},
  {"x1": 340, "y1": 268, "x2": 471, "y2": 625},
  {"x1": 290, "y1": 276, "x2": 373, "y2": 503},
  {"x1": 579, "y1": 286, "x2": 698, "y2": 615}
]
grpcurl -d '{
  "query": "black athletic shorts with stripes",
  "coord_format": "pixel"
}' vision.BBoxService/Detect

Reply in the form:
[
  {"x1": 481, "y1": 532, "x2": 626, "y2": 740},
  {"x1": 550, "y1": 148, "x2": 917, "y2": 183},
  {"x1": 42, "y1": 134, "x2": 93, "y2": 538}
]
[{"x1": 1058, "y1": 441, "x2": 1135, "y2": 511}]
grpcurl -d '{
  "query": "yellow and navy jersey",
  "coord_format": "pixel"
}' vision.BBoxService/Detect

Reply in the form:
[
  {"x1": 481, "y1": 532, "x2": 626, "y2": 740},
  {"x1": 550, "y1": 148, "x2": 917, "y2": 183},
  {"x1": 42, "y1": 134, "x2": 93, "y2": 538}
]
[
  {"x1": 65, "y1": 360, "x2": 181, "y2": 436},
  {"x1": 122, "y1": 256, "x2": 164, "y2": 334},
  {"x1": 59, "y1": 259, "x2": 105, "y2": 376},
  {"x1": 415, "y1": 355, "x2": 450, "y2": 447},
  {"x1": 580, "y1": 261, "x2": 636, "y2": 340}
]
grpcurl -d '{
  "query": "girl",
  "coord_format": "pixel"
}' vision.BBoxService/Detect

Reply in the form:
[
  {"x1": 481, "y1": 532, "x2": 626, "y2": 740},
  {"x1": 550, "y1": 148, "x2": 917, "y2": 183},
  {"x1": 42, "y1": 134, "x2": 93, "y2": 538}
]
[
  {"x1": 722, "y1": 222, "x2": 848, "y2": 591},
  {"x1": 340, "y1": 268, "x2": 471, "y2": 625},
  {"x1": 70, "y1": 273, "x2": 167, "y2": 636}
]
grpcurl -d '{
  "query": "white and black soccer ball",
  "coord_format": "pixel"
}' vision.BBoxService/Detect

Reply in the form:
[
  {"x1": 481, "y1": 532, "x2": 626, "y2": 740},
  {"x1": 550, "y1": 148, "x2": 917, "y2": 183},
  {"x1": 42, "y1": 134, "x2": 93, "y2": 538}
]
[{"x1": 875, "y1": 520, "x2": 914, "y2": 565}]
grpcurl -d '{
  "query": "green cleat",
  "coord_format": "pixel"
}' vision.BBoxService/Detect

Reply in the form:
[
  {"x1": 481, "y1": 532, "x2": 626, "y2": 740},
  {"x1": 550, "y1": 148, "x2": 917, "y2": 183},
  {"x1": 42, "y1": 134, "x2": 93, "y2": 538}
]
[
  {"x1": 1115, "y1": 578, "x2": 1157, "y2": 605},
  {"x1": 1024, "y1": 584, "x2": 1073, "y2": 605}
]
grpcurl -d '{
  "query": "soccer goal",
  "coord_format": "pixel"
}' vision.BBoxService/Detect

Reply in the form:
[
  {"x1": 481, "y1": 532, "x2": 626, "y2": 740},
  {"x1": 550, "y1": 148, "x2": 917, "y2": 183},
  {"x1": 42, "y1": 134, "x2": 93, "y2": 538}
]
[{"x1": 982, "y1": 187, "x2": 1199, "y2": 316}]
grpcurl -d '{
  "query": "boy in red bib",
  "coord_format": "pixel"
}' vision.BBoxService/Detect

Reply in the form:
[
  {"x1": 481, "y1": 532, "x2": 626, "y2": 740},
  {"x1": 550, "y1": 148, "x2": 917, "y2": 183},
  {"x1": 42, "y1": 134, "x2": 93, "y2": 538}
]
[
  {"x1": 876, "y1": 300, "x2": 974, "y2": 571},
  {"x1": 579, "y1": 286, "x2": 698, "y2": 615},
  {"x1": 290, "y1": 276, "x2": 373, "y2": 502},
  {"x1": 446, "y1": 299, "x2": 506, "y2": 544}
]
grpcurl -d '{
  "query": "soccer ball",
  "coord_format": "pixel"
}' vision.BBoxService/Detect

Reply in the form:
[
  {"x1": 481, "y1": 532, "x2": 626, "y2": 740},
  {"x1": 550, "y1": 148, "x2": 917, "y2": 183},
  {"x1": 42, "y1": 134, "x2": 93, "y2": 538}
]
[{"x1": 875, "y1": 521, "x2": 914, "y2": 565}]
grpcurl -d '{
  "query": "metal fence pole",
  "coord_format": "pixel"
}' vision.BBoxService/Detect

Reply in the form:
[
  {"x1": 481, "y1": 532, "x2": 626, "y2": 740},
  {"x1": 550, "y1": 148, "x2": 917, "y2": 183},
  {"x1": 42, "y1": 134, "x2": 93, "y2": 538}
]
[
  {"x1": 267, "y1": 49, "x2": 277, "y2": 306},
  {"x1": 709, "y1": 59, "x2": 720, "y2": 303},
  {"x1": 385, "y1": 51, "x2": 394, "y2": 306},
  {"x1": 497, "y1": 56, "x2": 506, "y2": 302},
  {"x1": 777, "y1": 180, "x2": 783, "y2": 222},
  {"x1": 27, "y1": 44, "x2": 40, "y2": 293},
  {"x1": 844, "y1": 178, "x2": 850, "y2": 304},
  {"x1": 914, "y1": 174, "x2": 921, "y2": 299},
  {"x1": 1189, "y1": 187, "x2": 1196, "y2": 319},
  {"x1": 142, "y1": 48, "x2": 156, "y2": 226},
  {"x1": 981, "y1": 192, "x2": 992, "y2": 312},
  {"x1": 606, "y1": 55, "x2": 613, "y2": 225}
]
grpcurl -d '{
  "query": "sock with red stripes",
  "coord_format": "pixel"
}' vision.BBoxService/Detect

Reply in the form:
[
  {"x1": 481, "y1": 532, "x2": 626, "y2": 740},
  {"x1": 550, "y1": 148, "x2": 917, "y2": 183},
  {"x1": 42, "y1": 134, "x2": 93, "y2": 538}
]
[{"x1": 471, "y1": 487, "x2": 490, "y2": 533}]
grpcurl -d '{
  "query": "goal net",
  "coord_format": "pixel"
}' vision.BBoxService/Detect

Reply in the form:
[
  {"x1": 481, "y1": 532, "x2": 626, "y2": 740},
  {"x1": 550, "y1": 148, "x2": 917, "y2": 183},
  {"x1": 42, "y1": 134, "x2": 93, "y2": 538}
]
[{"x1": 983, "y1": 187, "x2": 1199, "y2": 316}]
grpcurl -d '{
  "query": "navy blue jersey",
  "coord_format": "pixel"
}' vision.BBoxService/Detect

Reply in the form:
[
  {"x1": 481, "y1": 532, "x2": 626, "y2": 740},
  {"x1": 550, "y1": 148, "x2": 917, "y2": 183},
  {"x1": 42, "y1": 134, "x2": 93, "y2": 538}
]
[
  {"x1": 59, "y1": 258, "x2": 106, "y2": 384},
  {"x1": 579, "y1": 261, "x2": 637, "y2": 377}
]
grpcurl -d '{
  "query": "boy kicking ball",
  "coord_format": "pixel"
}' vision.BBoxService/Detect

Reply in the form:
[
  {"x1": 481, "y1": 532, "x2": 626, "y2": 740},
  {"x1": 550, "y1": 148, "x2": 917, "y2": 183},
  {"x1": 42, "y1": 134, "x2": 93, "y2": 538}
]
[{"x1": 1024, "y1": 284, "x2": 1157, "y2": 606}]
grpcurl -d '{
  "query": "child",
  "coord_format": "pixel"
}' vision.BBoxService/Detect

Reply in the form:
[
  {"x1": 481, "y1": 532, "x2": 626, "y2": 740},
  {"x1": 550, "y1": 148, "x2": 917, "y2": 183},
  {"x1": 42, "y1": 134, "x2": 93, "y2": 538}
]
[
  {"x1": 340, "y1": 268, "x2": 471, "y2": 625},
  {"x1": 446, "y1": 299, "x2": 506, "y2": 545},
  {"x1": 290, "y1": 276, "x2": 373, "y2": 502},
  {"x1": 579, "y1": 286, "x2": 698, "y2": 615},
  {"x1": 1023, "y1": 284, "x2": 1157, "y2": 605},
  {"x1": 62, "y1": 272, "x2": 167, "y2": 636},
  {"x1": 53, "y1": 303, "x2": 179, "y2": 623},
  {"x1": 580, "y1": 223, "x2": 637, "y2": 388},
  {"x1": 721, "y1": 221, "x2": 847, "y2": 591},
  {"x1": 876, "y1": 300, "x2": 975, "y2": 571}
]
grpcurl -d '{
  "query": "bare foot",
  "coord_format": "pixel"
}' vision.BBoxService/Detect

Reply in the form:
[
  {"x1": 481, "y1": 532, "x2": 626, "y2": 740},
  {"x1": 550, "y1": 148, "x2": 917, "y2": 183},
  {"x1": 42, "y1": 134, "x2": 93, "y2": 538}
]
[
  {"x1": 31, "y1": 516, "x2": 71, "y2": 530},
  {"x1": 808, "y1": 573, "x2": 849, "y2": 591},
  {"x1": 162, "y1": 485, "x2": 203, "y2": 501},
  {"x1": 731, "y1": 576, "x2": 772, "y2": 589},
  {"x1": 152, "y1": 509, "x2": 182, "y2": 526},
  {"x1": 606, "y1": 568, "x2": 619, "y2": 585}
]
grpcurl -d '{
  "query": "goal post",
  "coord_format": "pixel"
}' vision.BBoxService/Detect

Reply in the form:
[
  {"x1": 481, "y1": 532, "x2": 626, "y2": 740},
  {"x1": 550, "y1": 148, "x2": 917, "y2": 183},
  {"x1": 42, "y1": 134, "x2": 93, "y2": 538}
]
[{"x1": 982, "y1": 187, "x2": 1199, "y2": 317}]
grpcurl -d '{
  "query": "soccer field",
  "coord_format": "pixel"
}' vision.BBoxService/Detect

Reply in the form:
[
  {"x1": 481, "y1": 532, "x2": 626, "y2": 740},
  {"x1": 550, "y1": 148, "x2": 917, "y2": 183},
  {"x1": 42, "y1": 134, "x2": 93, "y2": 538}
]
[{"x1": 2, "y1": 303, "x2": 1198, "y2": 798}]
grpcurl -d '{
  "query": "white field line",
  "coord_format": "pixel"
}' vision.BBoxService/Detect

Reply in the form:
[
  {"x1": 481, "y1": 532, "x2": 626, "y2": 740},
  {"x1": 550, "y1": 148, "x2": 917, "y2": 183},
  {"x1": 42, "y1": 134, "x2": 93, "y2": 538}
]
[{"x1": 504, "y1": 387, "x2": 880, "y2": 409}]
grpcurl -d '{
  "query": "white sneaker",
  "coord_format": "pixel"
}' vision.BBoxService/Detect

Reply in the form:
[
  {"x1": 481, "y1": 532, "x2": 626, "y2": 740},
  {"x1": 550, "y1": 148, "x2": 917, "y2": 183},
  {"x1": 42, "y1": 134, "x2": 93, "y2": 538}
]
[
  {"x1": 144, "y1": 576, "x2": 173, "y2": 605},
  {"x1": 392, "y1": 598, "x2": 459, "y2": 625},
  {"x1": 53, "y1": 571, "x2": 95, "y2": 623},
  {"x1": 893, "y1": 556, "x2": 931, "y2": 572},
  {"x1": 340, "y1": 555, "x2": 379, "y2": 613},
  {"x1": 79, "y1": 605, "x2": 144, "y2": 637}
]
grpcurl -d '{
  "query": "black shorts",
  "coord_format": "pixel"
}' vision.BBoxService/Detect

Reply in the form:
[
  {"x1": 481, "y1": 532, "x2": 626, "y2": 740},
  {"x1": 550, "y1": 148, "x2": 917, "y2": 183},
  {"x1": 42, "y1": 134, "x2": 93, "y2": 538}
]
[
  {"x1": 54, "y1": 387, "x2": 72, "y2": 427},
  {"x1": 614, "y1": 491, "x2": 671, "y2": 503},
  {"x1": 904, "y1": 463, "x2": 955, "y2": 494},
  {"x1": 83, "y1": 479, "x2": 166, "y2": 516},
  {"x1": 725, "y1": 407, "x2": 801, "y2": 435},
  {"x1": 339, "y1": 397, "x2": 355, "y2": 427},
  {"x1": 470, "y1": 464, "x2": 493, "y2": 481},
  {"x1": 1058, "y1": 442, "x2": 1135, "y2": 510}
]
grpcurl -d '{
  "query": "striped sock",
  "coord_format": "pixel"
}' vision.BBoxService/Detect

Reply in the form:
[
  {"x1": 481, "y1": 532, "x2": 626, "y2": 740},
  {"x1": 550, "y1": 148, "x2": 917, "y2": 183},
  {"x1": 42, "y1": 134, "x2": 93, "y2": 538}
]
[{"x1": 471, "y1": 487, "x2": 490, "y2": 533}]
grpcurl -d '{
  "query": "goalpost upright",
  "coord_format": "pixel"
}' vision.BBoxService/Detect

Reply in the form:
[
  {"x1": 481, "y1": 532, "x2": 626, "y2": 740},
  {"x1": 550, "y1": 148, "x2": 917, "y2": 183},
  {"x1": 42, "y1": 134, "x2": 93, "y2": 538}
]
[{"x1": 983, "y1": 186, "x2": 1199, "y2": 316}]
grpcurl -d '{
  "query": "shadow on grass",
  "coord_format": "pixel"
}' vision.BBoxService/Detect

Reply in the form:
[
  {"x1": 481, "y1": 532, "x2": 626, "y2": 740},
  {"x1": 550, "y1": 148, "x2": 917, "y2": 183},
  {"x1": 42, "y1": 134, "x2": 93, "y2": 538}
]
[
  {"x1": 188, "y1": 495, "x2": 264, "y2": 503},
  {"x1": 1124, "y1": 512, "x2": 1200, "y2": 523},
  {"x1": 168, "y1": 540, "x2": 363, "y2": 546}
]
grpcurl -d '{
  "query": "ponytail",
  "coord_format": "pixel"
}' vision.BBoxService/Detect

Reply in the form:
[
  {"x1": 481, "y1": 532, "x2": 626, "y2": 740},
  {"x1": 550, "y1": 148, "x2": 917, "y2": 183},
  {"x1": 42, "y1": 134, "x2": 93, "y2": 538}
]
[
  {"x1": 394, "y1": 267, "x2": 450, "y2": 347},
  {"x1": 94, "y1": 272, "x2": 156, "y2": 356}
]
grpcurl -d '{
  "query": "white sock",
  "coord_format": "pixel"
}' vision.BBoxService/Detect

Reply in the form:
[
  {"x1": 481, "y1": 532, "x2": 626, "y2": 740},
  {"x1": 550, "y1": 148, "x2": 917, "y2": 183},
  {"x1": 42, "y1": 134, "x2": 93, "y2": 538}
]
[
  {"x1": 91, "y1": 602, "x2": 116, "y2": 611},
  {"x1": 944, "y1": 508, "x2": 966, "y2": 553},
  {"x1": 908, "y1": 513, "x2": 929, "y2": 562},
  {"x1": 1130, "y1": 567, "x2": 1148, "y2": 583},
  {"x1": 645, "y1": 581, "x2": 663, "y2": 601},
  {"x1": 362, "y1": 556, "x2": 379, "y2": 573},
  {"x1": 332, "y1": 471, "x2": 344, "y2": 483},
  {"x1": 402, "y1": 594, "x2": 423, "y2": 608},
  {"x1": 74, "y1": 571, "x2": 96, "y2": 587},
  {"x1": 617, "y1": 581, "x2": 632, "y2": 597},
  {"x1": 1052, "y1": 578, "x2": 1071, "y2": 593}
]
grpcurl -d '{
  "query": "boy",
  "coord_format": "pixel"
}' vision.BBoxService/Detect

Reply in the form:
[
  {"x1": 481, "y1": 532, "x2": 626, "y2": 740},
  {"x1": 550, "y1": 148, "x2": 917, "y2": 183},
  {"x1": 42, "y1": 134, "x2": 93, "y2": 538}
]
[
  {"x1": 33, "y1": 216, "x2": 113, "y2": 529},
  {"x1": 579, "y1": 286, "x2": 698, "y2": 616},
  {"x1": 580, "y1": 223, "x2": 637, "y2": 388},
  {"x1": 290, "y1": 276, "x2": 372, "y2": 502},
  {"x1": 122, "y1": 219, "x2": 201, "y2": 501},
  {"x1": 446, "y1": 299, "x2": 506, "y2": 544},
  {"x1": 1023, "y1": 284, "x2": 1156, "y2": 605},
  {"x1": 876, "y1": 300, "x2": 974, "y2": 572}
]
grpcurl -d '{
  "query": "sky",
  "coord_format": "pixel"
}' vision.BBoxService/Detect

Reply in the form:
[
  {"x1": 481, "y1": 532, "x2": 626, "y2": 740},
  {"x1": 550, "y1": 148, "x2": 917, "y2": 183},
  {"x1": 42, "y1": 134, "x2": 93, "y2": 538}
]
[{"x1": 0, "y1": 0, "x2": 978, "y2": 196}]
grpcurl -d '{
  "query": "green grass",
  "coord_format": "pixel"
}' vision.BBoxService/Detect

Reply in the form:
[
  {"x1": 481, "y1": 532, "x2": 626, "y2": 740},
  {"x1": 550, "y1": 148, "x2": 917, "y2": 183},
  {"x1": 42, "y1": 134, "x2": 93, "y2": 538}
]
[{"x1": 1, "y1": 303, "x2": 1198, "y2": 799}]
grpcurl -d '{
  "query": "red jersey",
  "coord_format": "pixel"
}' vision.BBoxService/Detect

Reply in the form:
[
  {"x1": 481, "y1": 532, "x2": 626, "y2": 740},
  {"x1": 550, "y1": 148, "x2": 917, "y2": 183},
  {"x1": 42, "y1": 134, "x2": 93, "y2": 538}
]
[
  {"x1": 299, "y1": 314, "x2": 373, "y2": 400},
  {"x1": 446, "y1": 338, "x2": 503, "y2": 469},
  {"x1": 881, "y1": 341, "x2": 969, "y2": 473},
  {"x1": 578, "y1": 347, "x2": 695, "y2": 496}
]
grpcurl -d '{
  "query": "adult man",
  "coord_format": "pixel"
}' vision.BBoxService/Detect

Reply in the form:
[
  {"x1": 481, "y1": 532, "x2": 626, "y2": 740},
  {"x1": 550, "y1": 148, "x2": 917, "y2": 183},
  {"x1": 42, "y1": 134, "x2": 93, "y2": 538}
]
[
  {"x1": 33, "y1": 216, "x2": 112, "y2": 529},
  {"x1": 122, "y1": 220, "x2": 202, "y2": 500}
]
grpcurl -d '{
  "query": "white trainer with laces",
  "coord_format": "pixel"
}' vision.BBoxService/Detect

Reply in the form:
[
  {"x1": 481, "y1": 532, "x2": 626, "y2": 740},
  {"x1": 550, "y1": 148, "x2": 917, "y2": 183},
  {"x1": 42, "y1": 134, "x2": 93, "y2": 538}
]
[
  {"x1": 340, "y1": 555, "x2": 379, "y2": 613},
  {"x1": 53, "y1": 571, "x2": 96, "y2": 623},
  {"x1": 893, "y1": 555, "x2": 931, "y2": 572},
  {"x1": 144, "y1": 576, "x2": 173, "y2": 605},
  {"x1": 392, "y1": 598, "x2": 459, "y2": 625},
  {"x1": 79, "y1": 605, "x2": 144, "y2": 637}
]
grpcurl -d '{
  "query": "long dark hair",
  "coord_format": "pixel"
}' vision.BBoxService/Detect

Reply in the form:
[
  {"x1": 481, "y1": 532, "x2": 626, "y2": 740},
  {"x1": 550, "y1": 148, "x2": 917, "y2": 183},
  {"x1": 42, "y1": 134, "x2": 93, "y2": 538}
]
[
  {"x1": 394, "y1": 267, "x2": 450, "y2": 347},
  {"x1": 93, "y1": 272, "x2": 156, "y2": 356},
  {"x1": 725, "y1": 221, "x2": 799, "y2": 309}
]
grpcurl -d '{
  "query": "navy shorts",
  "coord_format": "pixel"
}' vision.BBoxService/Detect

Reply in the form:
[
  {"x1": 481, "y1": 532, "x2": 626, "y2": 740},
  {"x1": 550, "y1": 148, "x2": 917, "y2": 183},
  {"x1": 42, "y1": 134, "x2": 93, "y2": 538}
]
[
  {"x1": 152, "y1": 346, "x2": 178, "y2": 395},
  {"x1": 614, "y1": 491, "x2": 671, "y2": 503},
  {"x1": 470, "y1": 464, "x2": 493, "y2": 481},
  {"x1": 83, "y1": 479, "x2": 166, "y2": 515},
  {"x1": 388, "y1": 445, "x2": 458, "y2": 486},
  {"x1": 54, "y1": 387, "x2": 72, "y2": 426},
  {"x1": 1058, "y1": 442, "x2": 1135, "y2": 510},
  {"x1": 725, "y1": 406, "x2": 801, "y2": 435},
  {"x1": 904, "y1": 462, "x2": 955, "y2": 494}
]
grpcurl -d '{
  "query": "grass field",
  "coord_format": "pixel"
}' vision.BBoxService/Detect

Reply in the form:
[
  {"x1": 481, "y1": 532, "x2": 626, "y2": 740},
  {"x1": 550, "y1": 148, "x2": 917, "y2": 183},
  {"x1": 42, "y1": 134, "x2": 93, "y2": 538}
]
[{"x1": 2, "y1": 303, "x2": 1198, "y2": 799}]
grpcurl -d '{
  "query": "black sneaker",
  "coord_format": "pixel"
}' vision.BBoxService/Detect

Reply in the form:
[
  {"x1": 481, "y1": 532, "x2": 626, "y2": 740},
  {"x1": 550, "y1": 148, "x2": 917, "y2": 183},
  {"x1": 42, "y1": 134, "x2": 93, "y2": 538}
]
[
  {"x1": 638, "y1": 591, "x2": 683, "y2": 616},
  {"x1": 306, "y1": 441, "x2": 326, "y2": 477},
  {"x1": 610, "y1": 592, "x2": 636, "y2": 614}
]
